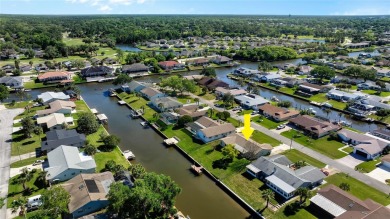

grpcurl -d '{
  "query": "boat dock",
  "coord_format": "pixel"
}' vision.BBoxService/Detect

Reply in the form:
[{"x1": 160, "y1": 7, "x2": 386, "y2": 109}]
[
  {"x1": 191, "y1": 165, "x2": 203, "y2": 175},
  {"x1": 118, "y1": 100, "x2": 126, "y2": 105},
  {"x1": 140, "y1": 121, "x2": 149, "y2": 127},
  {"x1": 163, "y1": 137, "x2": 180, "y2": 146},
  {"x1": 130, "y1": 109, "x2": 142, "y2": 118},
  {"x1": 97, "y1": 113, "x2": 108, "y2": 124},
  {"x1": 123, "y1": 150, "x2": 135, "y2": 160}
]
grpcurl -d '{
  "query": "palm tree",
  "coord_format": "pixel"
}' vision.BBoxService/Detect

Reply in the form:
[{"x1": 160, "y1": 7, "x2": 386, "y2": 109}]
[
  {"x1": 261, "y1": 189, "x2": 275, "y2": 209},
  {"x1": 238, "y1": 78, "x2": 246, "y2": 87},
  {"x1": 295, "y1": 187, "x2": 311, "y2": 204},
  {"x1": 11, "y1": 197, "x2": 27, "y2": 218},
  {"x1": 18, "y1": 168, "x2": 32, "y2": 191},
  {"x1": 194, "y1": 98, "x2": 200, "y2": 106},
  {"x1": 36, "y1": 171, "x2": 47, "y2": 188}
]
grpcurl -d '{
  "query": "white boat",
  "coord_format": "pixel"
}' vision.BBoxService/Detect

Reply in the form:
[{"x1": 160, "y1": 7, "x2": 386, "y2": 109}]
[
  {"x1": 308, "y1": 108, "x2": 317, "y2": 114},
  {"x1": 322, "y1": 102, "x2": 333, "y2": 108},
  {"x1": 140, "y1": 121, "x2": 149, "y2": 127},
  {"x1": 122, "y1": 150, "x2": 135, "y2": 160},
  {"x1": 271, "y1": 96, "x2": 280, "y2": 102}
]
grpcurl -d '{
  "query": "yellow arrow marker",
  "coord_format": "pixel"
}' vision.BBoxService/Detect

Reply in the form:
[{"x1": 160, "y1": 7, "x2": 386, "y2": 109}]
[{"x1": 242, "y1": 114, "x2": 254, "y2": 140}]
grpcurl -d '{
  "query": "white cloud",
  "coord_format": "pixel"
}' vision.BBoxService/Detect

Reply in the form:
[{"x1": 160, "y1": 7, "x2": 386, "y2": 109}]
[
  {"x1": 99, "y1": 5, "x2": 112, "y2": 11},
  {"x1": 65, "y1": 0, "x2": 149, "y2": 12}
]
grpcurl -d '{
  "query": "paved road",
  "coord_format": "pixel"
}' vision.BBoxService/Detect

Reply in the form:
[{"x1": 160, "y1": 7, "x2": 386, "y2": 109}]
[
  {"x1": 188, "y1": 94, "x2": 390, "y2": 194},
  {"x1": 0, "y1": 107, "x2": 24, "y2": 219}
]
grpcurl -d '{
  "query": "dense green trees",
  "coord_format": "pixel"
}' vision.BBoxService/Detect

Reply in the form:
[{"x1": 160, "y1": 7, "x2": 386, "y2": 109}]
[
  {"x1": 101, "y1": 135, "x2": 121, "y2": 151},
  {"x1": 344, "y1": 66, "x2": 376, "y2": 82},
  {"x1": 234, "y1": 46, "x2": 297, "y2": 61},
  {"x1": 201, "y1": 67, "x2": 217, "y2": 78},
  {"x1": 107, "y1": 172, "x2": 181, "y2": 218},
  {"x1": 21, "y1": 117, "x2": 35, "y2": 138},
  {"x1": 0, "y1": 85, "x2": 9, "y2": 102},
  {"x1": 40, "y1": 186, "x2": 70, "y2": 218},
  {"x1": 160, "y1": 75, "x2": 196, "y2": 95},
  {"x1": 177, "y1": 115, "x2": 193, "y2": 128},
  {"x1": 310, "y1": 66, "x2": 335, "y2": 83},
  {"x1": 113, "y1": 74, "x2": 132, "y2": 85},
  {"x1": 77, "y1": 112, "x2": 99, "y2": 135}
]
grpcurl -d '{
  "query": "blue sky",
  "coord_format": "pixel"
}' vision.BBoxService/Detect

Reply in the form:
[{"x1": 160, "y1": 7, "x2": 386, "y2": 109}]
[{"x1": 1, "y1": 0, "x2": 390, "y2": 15}]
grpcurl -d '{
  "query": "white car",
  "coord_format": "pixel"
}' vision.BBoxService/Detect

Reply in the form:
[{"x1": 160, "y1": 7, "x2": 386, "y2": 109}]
[
  {"x1": 32, "y1": 160, "x2": 44, "y2": 166},
  {"x1": 276, "y1": 125, "x2": 285, "y2": 130}
]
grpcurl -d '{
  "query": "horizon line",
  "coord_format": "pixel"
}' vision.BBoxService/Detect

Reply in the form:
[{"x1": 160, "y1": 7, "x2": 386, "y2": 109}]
[{"x1": 1, "y1": 13, "x2": 390, "y2": 16}]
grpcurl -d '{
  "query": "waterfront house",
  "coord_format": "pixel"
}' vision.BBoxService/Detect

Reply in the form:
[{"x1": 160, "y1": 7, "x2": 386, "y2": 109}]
[
  {"x1": 246, "y1": 155, "x2": 325, "y2": 199},
  {"x1": 212, "y1": 56, "x2": 232, "y2": 65},
  {"x1": 140, "y1": 87, "x2": 165, "y2": 100},
  {"x1": 20, "y1": 64, "x2": 32, "y2": 72},
  {"x1": 375, "y1": 68, "x2": 390, "y2": 77},
  {"x1": 220, "y1": 133, "x2": 272, "y2": 159},
  {"x1": 150, "y1": 96, "x2": 183, "y2": 112},
  {"x1": 310, "y1": 185, "x2": 390, "y2": 218},
  {"x1": 176, "y1": 105, "x2": 208, "y2": 119},
  {"x1": 158, "y1": 61, "x2": 185, "y2": 71},
  {"x1": 187, "y1": 58, "x2": 210, "y2": 66},
  {"x1": 125, "y1": 80, "x2": 148, "y2": 93},
  {"x1": 334, "y1": 62, "x2": 352, "y2": 70},
  {"x1": 349, "y1": 97, "x2": 390, "y2": 112},
  {"x1": 357, "y1": 81, "x2": 381, "y2": 91},
  {"x1": 297, "y1": 83, "x2": 327, "y2": 96},
  {"x1": 233, "y1": 67, "x2": 260, "y2": 77},
  {"x1": 81, "y1": 66, "x2": 114, "y2": 78},
  {"x1": 41, "y1": 129, "x2": 86, "y2": 152},
  {"x1": 62, "y1": 172, "x2": 114, "y2": 219},
  {"x1": 89, "y1": 58, "x2": 101, "y2": 66},
  {"x1": 38, "y1": 71, "x2": 71, "y2": 83},
  {"x1": 35, "y1": 64, "x2": 48, "y2": 72},
  {"x1": 215, "y1": 87, "x2": 247, "y2": 97},
  {"x1": 45, "y1": 145, "x2": 96, "y2": 183},
  {"x1": 298, "y1": 65, "x2": 313, "y2": 75},
  {"x1": 289, "y1": 115, "x2": 341, "y2": 138},
  {"x1": 37, "y1": 100, "x2": 76, "y2": 117},
  {"x1": 337, "y1": 129, "x2": 389, "y2": 160},
  {"x1": 260, "y1": 73, "x2": 281, "y2": 82},
  {"x1": 186, "y1": 116, "x2": 236, "y2": 143},
  {"x1": 372, "y1": 129, "x2": 390, "y2": 141},
  {"x1": 122, "y1": 63, "x2": 149, "y2": 74},
  {"x1": 258, "y1": 104, "x2": 299, "y2": 122},
  {"x1": 0, "y1": 76, "x2": 23, "y2": 89},
  {"x1": 326, "y1": 89, "x2": 361, "y2": 102},
  {"x1": 197, "y1": 77, "x2": 229, "y2": 90},
  {"x1": 102, "y1": 57, "x2": 117, "y2": 65},
  {"x1": 159, "y1": 112, "x2": 180, "y2": 125},
  {"x1": 234, "y1": 94, "x2": 269, "y2": 110},
  {"x1": 37, "y1": 113, "x2": 74, "y2": 130},
  {"x1": 38, "y1": 92, "x2": 70, "y2": 105}
]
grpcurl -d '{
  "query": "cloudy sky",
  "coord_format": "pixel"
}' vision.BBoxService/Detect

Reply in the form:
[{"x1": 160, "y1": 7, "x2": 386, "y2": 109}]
[{"x1": 0, "y1": 0, "x2": 390, "y2": 15}]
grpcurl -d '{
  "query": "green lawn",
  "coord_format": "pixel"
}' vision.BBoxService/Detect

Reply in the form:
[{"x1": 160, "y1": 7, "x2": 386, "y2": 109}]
[
  {"x1": 94, "y1": 146, "x2": 130, "y2": 172},
  {"x1": 273, "y1": 203, "x2": 317, "y2": 219},
  {"x1": 11, "y1": 131, "x2": 45, "y2": 156},
  {"x1": 227, "y1": 117, "x2": 241, "y2": 127},
  {"x1": 63, "y1": 38, "x2": 87, "y2": 46},
  {"x1": 238, "y1": 109, "x2": 253, "y2": 116},
  {"x1": 281, "y1": 129, "x2": 346, "y2": 159},
  {"x1": 199, "y1": 92, "x2": 216, "y2": 100},
  {"x1": 282, "y1": 149, "x2": 325, "y2": 168},
  {"x1": 341, "y1": 146, "x2": 354, "y2": 154},
  {"x1": 251, "y1": 130, "x2": 281, "y2": 147},
  {"x1": 7, "y1": 170, "x2": 47, "y2": 208},
  {"x1": 254, "y1": 116, "x2": 284, "y2": 129},
  {"x1": 162, "y1": 126, "x2": 278, "y2": 216},
  {"x1": 355, "y1": 159, "x2": 381, "y2": 173},
  {"x1": 4, "y1": 101, "x2": 30, "y2": 109},
  {"x1": 10, "y1": 156, "x2": 47, "y2": 168},
  {"x1": 176, "y1": 95, "x2": 194, "y2": 104},
  {"x1": 361, "y1": 90, "x2": 390, "y2": 97},
  {"x1": 116, "y1": 92, "x2": 156, "y2": 121},
  {"x1": 14, "y1": 105, "x2": 46, "y2": 120},
  {"x1": 324, "y1": 173, "x2": 390, "y2": 206},
  {"x1": 24, "y1": 81, "x2": 57, "y2": 89},
  {"x1": 309, "y1": 93, "x2": 346, "y2": 110}
]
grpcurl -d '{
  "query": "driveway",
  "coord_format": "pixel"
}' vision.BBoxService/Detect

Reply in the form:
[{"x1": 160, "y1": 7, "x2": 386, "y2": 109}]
[
  {"x1": 366, "y1": 165, "x2": 390, "y2": 184},
  {"x1": 0, "y1": 107, "x2": 24, "y2": 218},
  {"x1": 336, "y1": 154, "x2": 366, "y2": 169},
  {"x1": 9, "y1": 164, "x2": 43, "y2": 178}
]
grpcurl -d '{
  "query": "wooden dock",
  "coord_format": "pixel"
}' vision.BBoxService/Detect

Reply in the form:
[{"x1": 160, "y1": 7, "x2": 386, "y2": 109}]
[{"x1": 191, "y1": 165, "x2": 203, "y2": 175}]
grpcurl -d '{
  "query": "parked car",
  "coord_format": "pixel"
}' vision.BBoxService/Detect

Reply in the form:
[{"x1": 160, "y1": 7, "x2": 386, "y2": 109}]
[
  {"x1": 32, "y1": 160, "x2": 44, "y2": 166},
  {"x1": 276, "y1": 124, "x2": 285, "y2": 130}
]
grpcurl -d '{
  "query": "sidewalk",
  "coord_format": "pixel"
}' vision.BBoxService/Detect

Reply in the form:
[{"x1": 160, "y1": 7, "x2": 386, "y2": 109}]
[{"x1": 10, "y1": 152, "x2": 37, "y2": 164}]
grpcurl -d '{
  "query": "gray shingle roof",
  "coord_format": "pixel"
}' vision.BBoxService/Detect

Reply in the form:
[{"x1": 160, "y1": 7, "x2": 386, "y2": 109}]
[
  {"x1": 41, "y1": 129, "x2": 86, "y2": 152},
  {"x1": 45, "y1": 145, "x2": 96, "y2": 181}
]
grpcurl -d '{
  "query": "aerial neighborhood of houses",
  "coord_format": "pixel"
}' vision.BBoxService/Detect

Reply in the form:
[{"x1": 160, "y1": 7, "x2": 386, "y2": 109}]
[{"x1": 2, "y1": 27, "x2": 390, "y2": 219}]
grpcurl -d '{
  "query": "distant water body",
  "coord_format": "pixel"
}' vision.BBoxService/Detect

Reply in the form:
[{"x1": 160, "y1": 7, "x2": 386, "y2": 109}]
[{"x1": 116, "y1": 44, "x2": 142, "y2": 52}]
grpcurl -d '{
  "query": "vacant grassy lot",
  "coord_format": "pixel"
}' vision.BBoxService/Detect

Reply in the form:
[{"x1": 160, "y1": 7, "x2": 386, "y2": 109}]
[
  {"x1": 251, "y1": 130, "x2": 281, "y2": 147},
  {"x1": 254, "y1": 116, "x2": 284, "y2": 129},
  {"x1": 324, "y1": 173, "x2": 390, "y2": 206},
  {"x1": 282, "y1": 149, "x2": 325, "y2": 168},
  {"x1": 309, "y1": 93, "x2": 347, "y2": 110},
  {"x1": 11, "y1": 131, "x2": 45, "y2": 156},
  {"x1": 117, "y1": 92, "x2": 155, "y2": 121},
  {"x1": 281, "y1": 129, "x2": 346, "y2": 159},
  {"x1": 361, "y1": 89, "x2": 390, "y2": 97}
]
